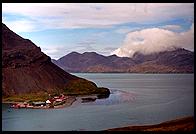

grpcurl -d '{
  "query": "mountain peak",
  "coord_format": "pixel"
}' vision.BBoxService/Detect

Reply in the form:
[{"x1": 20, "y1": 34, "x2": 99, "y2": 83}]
[
  {"x1": 2, "y1": 23, "x2": 8, "y2": 29},
  {"x1": 108, "y1": 54, "x2": 119, "y2": 58},
  {"x1": 68, "y1": 51, "x2": 81, "y2": 55},
  {"x1": 2, "y1": 23, "x2": 36, "y2": 50},
  {"x1": 83, "y1": 51, "x2": 99, "y2": 55}
]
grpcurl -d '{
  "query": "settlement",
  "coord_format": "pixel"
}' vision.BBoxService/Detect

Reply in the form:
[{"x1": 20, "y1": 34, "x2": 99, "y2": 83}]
[{"x1": 10, "y1": 94, "x2": 76, "y2": 109}]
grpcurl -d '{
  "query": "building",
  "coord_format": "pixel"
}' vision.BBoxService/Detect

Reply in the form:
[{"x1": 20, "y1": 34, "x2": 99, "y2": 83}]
[
  {"x1": 46, "y1": 100, "x2": 51, "y2": 104},
  {"x1": 55, "y1": 99, "x2": 63, "y2": 102},
  {"x1": 32, "y1": 102, "x2": 46, "y2": 106}
]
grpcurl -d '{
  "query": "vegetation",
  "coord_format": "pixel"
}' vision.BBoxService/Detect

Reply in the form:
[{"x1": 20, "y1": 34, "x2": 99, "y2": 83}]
[
  {"x1": 2, "y1": 79, "x2": 110, "y2": 102},
  {"x1": 64, "y1": 79, "x2": 110, "y2": 95},
  {"x1": 3, "y1": 92, "x2": 49, "y2": 102}
]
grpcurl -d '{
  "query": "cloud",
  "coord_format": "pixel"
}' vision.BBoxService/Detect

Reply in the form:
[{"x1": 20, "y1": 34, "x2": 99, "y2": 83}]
[
  {"x1": 42, "y1": 42, "x2": 98, "y2": 59},
  {"x1": 103, "y1": 47, "x2": 118, "y2": 51},
  {"x1": 114, "y1": 26, "x2": 145, "y2": 34},
  {"x1": 111, "y1": 23, "x2": 194, "y2": 57},
  {"x1": 3, "y1": 20, "x2": 38, "y2": 33},
  {"x1": 2, "y1": 3, "x2": 194, "y2": 32},
  {"x1": 97, "y1": 47, "x2": 118, "y2": 56},
  {"x1": 77, "y1": 41, "x2": 96, "y2": 45},
  {"x1": 73, "y1": 44, "x2": 96, "y2": 53},
  {"x1": 41, "y1": 45, "x2": 68, "y2": 59},
  {"x1": 160, "y1": 25, "x2": 182, "y2": 31}
]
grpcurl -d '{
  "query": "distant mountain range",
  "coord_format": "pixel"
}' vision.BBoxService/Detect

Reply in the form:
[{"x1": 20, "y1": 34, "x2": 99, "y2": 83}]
[
  {"x1": 2, "y1": 23, "x2": 109, "y2": 98},
  {"x1": 52, "y1": 49, "x2": 194, "y2": 73}
]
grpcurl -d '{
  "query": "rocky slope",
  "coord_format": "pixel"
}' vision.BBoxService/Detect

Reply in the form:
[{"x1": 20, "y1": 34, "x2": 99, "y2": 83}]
[
  {"x1": 2, "y1": 23, "x2": 110, "y2": 98},
  {"x1": 106, "y1": 116, "x2": 194, "y2": 131},
  {"x1": 54, "y1": 51, "x2": 135, "y2": 72},
  {"x1": 53, "y1": 49, "x2": 194, "y2": 73}
]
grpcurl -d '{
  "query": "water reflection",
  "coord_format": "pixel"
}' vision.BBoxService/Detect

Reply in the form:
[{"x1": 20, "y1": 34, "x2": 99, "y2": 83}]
[
  {"x1": 80, "y1": 90, "x2": 135, "y2": 105},
  {"x1": 81, "y1": 92, "x2": 110, "y2": 103},
  {"x1": 97, "y1": 93, "x2": 110, "y2": 99},
  {"x1": 81, "y1": 97, "x2": 97, "y2": 103}
]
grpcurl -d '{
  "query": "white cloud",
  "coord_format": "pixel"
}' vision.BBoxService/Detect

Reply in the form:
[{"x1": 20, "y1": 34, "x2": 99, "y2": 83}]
[
  {"x1": 41, "y1": 42, "x2": 97, "y2": 59},
  {"x1": 2, "y1": 16, "x2": 6, "y2": 22},
  {"x1": 114, "y1": 27, "x2": 144, "y2": 34},
  {"x1": 41, "y1": 45, "x2": 68, "y2": 60},
  {"x1": 3, "y1": 20, "x2": 38, "y2": 33},
  {"x1": 160, "y1": 25, "x2": 182, "y2": 31},
  {"x1": 2, "y1": 3, "x2": 194, "y2": 32},
  {"x1": 111, "y1": 23, "x2": 194, "y2": 57}
]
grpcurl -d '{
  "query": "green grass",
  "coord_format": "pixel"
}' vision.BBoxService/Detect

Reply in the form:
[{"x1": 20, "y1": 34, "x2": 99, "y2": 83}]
[
  {"x1": 3, "y1": 92, "x2": 49, "y2": 102},
  {"x1": 3, "y1": 79, "x2": 110, "y2": 102},
  {"x1": 64, "y1": 79, "x2": 110, "y2": 95}
]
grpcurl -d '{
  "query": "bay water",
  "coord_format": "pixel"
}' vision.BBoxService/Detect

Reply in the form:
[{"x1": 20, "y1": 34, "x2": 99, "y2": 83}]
[{"x1": 2, "y1": 73, "x2": 194, "y2": 131}]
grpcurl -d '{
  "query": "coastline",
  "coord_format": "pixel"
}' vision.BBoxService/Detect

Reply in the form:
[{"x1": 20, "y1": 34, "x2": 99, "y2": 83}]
[
  {"x1": 53, "y1": 96, "x2": 76, "y2": 109},
  {"x1": 2, "y1": 96, "x2": 77, "y2": 109},
  {"x1": 106, "y1": 116, "x2": 194, "y2": 131},
  {"x1": 2, "y1": 93, "x2": 109, "y2": 109}
]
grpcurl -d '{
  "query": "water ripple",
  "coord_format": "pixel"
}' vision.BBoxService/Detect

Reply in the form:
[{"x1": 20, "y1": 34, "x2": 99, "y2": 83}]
[{"x1": 81, "y1": 90, "x2": 136, "y2": 105}]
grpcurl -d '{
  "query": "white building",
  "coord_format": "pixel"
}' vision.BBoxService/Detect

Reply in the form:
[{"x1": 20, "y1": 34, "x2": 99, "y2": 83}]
[{"x1": 46, "y1": 100, "x2": 51, "y2": 104}]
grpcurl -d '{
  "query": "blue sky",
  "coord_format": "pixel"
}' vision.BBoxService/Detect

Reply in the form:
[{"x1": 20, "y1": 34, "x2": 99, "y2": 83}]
[{"x1": 2, "y1": 3, "x2": 194, "y2": 59}]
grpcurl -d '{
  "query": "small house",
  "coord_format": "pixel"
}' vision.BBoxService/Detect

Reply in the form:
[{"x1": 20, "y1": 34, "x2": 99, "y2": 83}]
[
  {"x1": 54, "y1": 96, "x2": 59, "y2": 99},
  {"x1": 32, "y1": 102, "x2": 46, "y2": 106},
  {"x1": 55, "y1": 99, "x2": 63, "y2": 102},
  {"x1": 46, "y1": 100, "x2": 51, "y2": 104},
  {"x1": 49, "y1": 99, "x2": 55, "y2": 103}
]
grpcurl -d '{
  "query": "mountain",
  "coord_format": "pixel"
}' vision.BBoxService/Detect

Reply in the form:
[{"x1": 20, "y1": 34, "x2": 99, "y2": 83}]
[
  {"x1": 53, "y1": 49, "x2": 194, "y2": 73},
  {"x1": 129, "y1": 49, "x2": 194, "y2": 73},
  {"x1": 55, "y1": 52, "x2": 136, "y2": 72},
  {"x1": 2, "y1": 23, "x2": 110, "y2": 98}
]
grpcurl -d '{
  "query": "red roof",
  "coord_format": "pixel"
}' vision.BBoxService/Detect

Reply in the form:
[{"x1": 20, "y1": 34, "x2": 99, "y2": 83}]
[{"x1": 49, "y1": 99, "x2": 55, "y2": 102}]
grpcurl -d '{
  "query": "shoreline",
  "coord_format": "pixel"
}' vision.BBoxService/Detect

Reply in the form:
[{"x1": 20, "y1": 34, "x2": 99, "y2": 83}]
[
  {"x1": 53, "y1": 97, "x2": 76, "y2": 109},
  {"x1": 2, "y1": 93, "x2": 110, "y2": 109},
  {"x1": 106, "y1": 116, "x2": 194, "y2": 131},
  {"x1": 2, "y1": 96, "x2": 77, "y2": 109}
]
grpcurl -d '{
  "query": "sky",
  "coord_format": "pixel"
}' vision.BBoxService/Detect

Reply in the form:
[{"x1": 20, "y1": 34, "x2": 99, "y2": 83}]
[{"x1": 2, "y1": 3, "x2": 194, "y2": 59}]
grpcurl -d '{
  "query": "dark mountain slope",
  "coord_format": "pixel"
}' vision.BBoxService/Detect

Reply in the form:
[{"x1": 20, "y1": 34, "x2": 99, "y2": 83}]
[
  {"x1": 53, "y1": 49, "x2": 194, "y2": 73},
  {"x1": 2, "y1": 23, "x2": 109, "y2": 98},
  {"x1": 56, "y1": 52, "x2": 136, "y2": 72}
]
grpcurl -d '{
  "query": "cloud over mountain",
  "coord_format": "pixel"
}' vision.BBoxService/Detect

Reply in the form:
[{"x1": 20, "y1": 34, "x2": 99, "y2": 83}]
[{"x1": 112, "y1": 24, "x2": 194, "y2": 57}]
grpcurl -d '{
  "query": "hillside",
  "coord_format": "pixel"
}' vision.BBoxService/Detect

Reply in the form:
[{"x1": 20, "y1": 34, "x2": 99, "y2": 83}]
[
  {"x1": 2, "y1": 23, "x2": 110, "y2": 100},
  {"x1": 53, "y1": 49, "x2": 194, "y2": 73},
  {"x1": 106, "y1": 116, "x2": 194, "y2": 131}
]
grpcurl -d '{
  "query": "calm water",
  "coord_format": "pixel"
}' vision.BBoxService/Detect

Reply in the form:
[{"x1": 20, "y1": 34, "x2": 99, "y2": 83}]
[{"x1": 2, "y1": 73, "x2": 194, "y2": 131}]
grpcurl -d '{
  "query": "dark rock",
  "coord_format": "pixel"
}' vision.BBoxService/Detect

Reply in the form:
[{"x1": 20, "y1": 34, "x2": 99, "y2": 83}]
[
  {"x1": 81, "y1": 97, "x2": 97, "y2": 103},
  {"x1": 97, "y1": 93, "x2": 110, "y2": 99},
  {"x1": 2, "y1": 23, "x2": 110, "y2": 98}
]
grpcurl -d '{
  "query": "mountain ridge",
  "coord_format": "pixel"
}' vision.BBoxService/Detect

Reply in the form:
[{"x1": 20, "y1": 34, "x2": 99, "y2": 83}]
[{"x1": 52, "y1": 49, "x2": 194, "y2": 73}]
